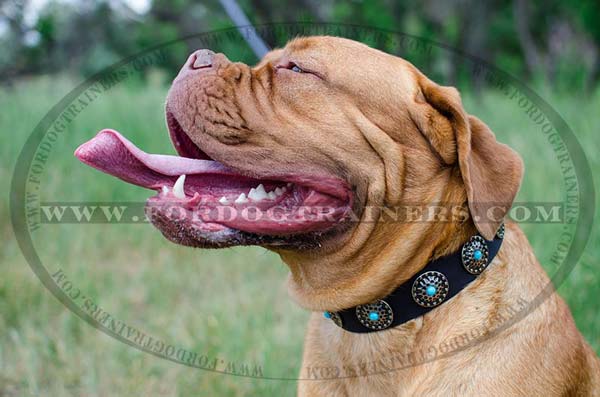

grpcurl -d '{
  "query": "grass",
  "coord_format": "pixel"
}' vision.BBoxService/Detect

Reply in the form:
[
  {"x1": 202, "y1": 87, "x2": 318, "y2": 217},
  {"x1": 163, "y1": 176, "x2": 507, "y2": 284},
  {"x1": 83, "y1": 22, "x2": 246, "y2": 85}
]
[{"x1": 1, "y1": 74, "x2": 599, "y2": 396}]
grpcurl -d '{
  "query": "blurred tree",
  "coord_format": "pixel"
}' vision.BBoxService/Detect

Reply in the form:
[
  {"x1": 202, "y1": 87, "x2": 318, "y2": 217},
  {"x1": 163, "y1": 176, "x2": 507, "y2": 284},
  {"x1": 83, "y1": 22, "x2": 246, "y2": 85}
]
[
  {"x1": 0, "y1": 0, "x2": 599, "y2": 93},
  {"x1": 568, "y1": 0, "x2": 600, "y2": 91},
  {"x1": 0, "y1": 0, "x2": 29, "y2": 81}
]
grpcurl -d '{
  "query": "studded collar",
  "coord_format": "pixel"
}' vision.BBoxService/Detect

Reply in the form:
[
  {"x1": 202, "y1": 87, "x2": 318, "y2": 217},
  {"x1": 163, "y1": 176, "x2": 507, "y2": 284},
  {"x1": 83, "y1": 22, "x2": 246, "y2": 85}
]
[{"x1": 323, "y1": 224, "x2": 505, "y2": 333}]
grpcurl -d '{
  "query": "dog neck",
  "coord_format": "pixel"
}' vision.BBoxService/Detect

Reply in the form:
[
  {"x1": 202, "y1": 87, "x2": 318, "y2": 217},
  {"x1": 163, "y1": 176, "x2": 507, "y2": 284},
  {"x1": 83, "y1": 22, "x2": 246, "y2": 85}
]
[
  {"x1": 280, "y1": 168, "x2": 478, "y2": 312},
  {"x1": 322, "y1": 226, "x2": 503, "y2": 333}
]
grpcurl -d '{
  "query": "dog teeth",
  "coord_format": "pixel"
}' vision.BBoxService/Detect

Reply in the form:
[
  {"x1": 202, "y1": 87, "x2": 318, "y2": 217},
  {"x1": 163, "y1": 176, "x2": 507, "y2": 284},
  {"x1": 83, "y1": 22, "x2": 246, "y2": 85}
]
[
  {"x1": 219, "y1": 196, "x2": 229, "y2": 204},
  {"x1": 244, "y1": 184, "x2": 287, "y2": 202},
  {"x1": 248, "y1": 183, "x2": 268, "y2": 201},
  {"x1": 173, "y1": 175, "x2": 186, "y2": 199},
  {"x1": 162, "y1": 186, "x2": 170, "y2": 194},
  {"x1": 234, "y1": 193, "x2": 248, "y2": 204}
]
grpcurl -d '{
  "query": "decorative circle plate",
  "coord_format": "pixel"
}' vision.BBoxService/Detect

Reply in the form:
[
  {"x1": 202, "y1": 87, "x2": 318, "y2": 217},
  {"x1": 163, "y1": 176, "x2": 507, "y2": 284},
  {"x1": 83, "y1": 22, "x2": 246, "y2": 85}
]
[
  {"x1": 461, "y1": 235, "x2": 490, "y2": 275},
  {"x1": 355, "y1": 300, "x2": 394, "y2": 330},
  {"x1": 496, "y1": 223, "x2": 505, "y2": 239},
  {"x1": 411, "y1": 271, "x2": 449, "y2": 307}
]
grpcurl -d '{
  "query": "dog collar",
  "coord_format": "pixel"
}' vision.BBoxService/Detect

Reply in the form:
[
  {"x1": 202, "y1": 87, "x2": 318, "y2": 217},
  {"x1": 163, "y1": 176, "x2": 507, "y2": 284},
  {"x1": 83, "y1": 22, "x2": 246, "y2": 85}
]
[{"x1": 323, "y1": 224, "x2": 505, "y2": 333}]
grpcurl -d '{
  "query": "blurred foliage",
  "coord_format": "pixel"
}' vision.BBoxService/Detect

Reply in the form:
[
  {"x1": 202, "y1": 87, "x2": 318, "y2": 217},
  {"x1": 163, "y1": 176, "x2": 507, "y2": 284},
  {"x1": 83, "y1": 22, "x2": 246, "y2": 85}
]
[{"x1": 0, "y1": 0, "x2": 599, "y2": 90}]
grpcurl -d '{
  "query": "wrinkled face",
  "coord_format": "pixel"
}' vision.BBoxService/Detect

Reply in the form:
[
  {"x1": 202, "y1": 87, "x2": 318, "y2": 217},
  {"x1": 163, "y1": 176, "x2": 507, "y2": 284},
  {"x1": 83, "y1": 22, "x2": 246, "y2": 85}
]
[
  {"x1": 76, "y1": 36, "x2": 459, "y2": 253},
  {"x1": 76, "y1": 35, "x2": 522, "y2": 304},
  {"x1": 157, "y1": 36, "x2": 426, "y2": 249}
]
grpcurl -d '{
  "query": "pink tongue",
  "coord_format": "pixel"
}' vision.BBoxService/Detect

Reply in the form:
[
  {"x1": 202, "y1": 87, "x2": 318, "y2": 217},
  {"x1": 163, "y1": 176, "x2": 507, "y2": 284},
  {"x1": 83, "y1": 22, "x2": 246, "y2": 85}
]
[{"x1": 74, "y1": 129, "x2": 237, "y2": 190}]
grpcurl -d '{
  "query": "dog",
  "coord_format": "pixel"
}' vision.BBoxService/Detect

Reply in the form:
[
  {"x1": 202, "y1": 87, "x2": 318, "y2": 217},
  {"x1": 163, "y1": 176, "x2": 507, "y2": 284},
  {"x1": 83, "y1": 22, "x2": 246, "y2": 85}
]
[{"x1": 75, "y1": 36, "x2": 600, "y2": 395}]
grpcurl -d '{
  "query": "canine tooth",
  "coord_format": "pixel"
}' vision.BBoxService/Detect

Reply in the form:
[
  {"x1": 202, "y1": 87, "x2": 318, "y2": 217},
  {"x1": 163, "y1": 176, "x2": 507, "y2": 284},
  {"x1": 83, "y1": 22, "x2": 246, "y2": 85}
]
[
  {"x1": 173, "y1": 175, "x2": 186, "y2": 199},
  {"x1": 248, "y1": 184, "x2": 268, "y2": 201},
  {"x1": 234, "y1": 193, "x2": 248, "y2": 204},
  {"x1": 219, "y1": 196, "x2": 229, "y2": 204},
  {"x1": 275, "y1": 187, "x2": 283, "y2": 196},
  {"x1": 162, "y1": 186, "x2": 170, "y2": 194},
  {"x1": 268, "y1": 192, "x2": 277, "y2": 200}
]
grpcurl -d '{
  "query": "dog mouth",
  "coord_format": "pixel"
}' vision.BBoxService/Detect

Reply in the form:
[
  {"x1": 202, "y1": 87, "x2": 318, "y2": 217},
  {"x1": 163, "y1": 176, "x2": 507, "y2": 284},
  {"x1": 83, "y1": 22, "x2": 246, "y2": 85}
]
[{"x1": 74, "y1": 112, "x2": 353, "y2": 248}]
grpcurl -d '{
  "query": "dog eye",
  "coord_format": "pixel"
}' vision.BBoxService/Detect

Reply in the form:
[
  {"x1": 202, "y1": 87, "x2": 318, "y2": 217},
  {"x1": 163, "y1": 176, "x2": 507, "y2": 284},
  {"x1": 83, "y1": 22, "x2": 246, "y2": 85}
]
[{"x1": 276, "y1": 61, "x2": 305, "y2": 73}]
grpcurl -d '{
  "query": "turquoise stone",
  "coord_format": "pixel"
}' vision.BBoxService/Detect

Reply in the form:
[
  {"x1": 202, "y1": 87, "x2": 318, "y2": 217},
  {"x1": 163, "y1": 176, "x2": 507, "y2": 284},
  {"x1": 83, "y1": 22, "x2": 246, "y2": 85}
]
[
  {"x1": 473, "y1": 249, "x2": 483, "y2": 260},
  {"x1": 368, "y1": 311, "x2": 379, "y2": 321},
  {"x1": 426, "y1": 285, "x2": 437, "y2": 296}
]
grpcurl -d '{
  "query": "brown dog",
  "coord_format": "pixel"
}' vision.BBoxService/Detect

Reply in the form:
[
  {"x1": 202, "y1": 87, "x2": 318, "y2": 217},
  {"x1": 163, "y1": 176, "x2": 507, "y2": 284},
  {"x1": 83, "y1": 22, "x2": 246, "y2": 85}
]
[{"x1": 76, "y1": 36, "x2": 599, "y2": 395}]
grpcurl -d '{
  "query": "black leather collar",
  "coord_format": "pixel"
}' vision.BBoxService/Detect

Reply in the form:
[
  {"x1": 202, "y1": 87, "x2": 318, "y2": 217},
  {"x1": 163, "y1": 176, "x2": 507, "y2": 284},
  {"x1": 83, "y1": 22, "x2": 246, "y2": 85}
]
[{"x1": 323, "y1": 224, "x2": 505, "y2": 333}]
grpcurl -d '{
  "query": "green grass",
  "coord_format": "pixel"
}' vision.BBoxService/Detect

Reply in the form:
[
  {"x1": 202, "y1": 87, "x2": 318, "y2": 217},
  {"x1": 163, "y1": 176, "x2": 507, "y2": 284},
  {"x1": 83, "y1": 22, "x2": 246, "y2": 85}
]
[{"x1": 1, "y1": 75, "x2": 599, "y2": 396}]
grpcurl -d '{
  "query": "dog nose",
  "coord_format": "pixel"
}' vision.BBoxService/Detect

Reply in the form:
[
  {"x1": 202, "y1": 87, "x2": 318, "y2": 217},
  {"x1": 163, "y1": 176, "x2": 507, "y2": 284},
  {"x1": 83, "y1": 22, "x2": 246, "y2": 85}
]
[
  {"x1": 190, "y1": 49, "x2": 215, "y2": 70},
  {"x1": 173, "y1": 49, "x2": 230, "y2": 83}
]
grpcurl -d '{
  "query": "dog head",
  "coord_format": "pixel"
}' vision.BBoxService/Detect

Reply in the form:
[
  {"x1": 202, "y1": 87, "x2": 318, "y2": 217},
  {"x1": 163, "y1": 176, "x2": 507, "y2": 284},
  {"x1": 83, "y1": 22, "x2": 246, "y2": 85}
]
[{"x1": 77, "y1": 36, "x2": 523, "y2": 309}]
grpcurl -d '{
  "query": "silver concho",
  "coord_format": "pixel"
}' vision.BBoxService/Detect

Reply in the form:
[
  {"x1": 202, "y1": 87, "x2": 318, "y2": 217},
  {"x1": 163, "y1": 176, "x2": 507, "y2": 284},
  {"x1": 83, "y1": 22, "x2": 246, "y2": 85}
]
[
  {"x1": 355, "y1": 300, "x2": 394, "y2": 330},
  {"x1": 496, "y1": 223, "x2": 505, "y2": 239},
  {"x1": 461, "y1": 235, "x2": 490, "y2": 275},
  {"x1": 411, "y1": 271, "x2": 449, "y2": 307}
]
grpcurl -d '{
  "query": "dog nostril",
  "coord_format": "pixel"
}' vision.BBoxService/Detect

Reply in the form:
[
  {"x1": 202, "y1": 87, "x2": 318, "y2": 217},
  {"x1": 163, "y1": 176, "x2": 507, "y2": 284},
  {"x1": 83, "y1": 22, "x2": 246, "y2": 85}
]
[{"x1": 191, "y1": 49, "x2": 215, "y2": 70}]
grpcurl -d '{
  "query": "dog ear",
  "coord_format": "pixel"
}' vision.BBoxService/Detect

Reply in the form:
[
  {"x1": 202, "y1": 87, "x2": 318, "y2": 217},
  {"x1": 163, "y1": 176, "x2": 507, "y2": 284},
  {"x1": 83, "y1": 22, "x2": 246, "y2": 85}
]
[{"x1": 410, "y1": 73, "x2": 524, "y2": 240}]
